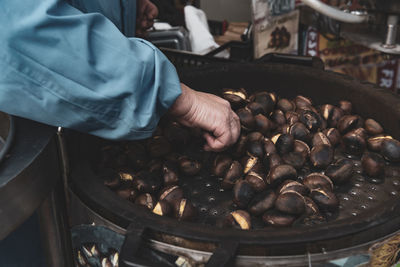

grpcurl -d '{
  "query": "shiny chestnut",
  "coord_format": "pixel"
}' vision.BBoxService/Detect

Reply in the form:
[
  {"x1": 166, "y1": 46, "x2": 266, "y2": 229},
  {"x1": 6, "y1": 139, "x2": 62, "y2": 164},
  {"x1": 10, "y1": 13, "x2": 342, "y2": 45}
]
[
  {"x1": 135, "y1": 193, "x2": 156, "y2": 210},
  {"x1": 248, "y1": 190, "x2": 277, "y2": 216},
  {"x1": 159, "y1": 185, "x2": 184, "y2": 206},
  {"x1": 303, "y1": 173, "x2": 334, "y2": 191},
  {"x1": 222, "y1": 161, "x2": 244, "y2": 189},
  {"x1": 267, "y1": 164, "x2": 297, "y2": 186},
  {"x1": 275, "y1": 190, "x2": 305, "y2": 215},
  {"x1": 381, "y1": 139, "x2": 400, "y2": 162},
  {"x1": 364, "y1": 118, "x2": 384, "y2": 136},
  {"x1": 275, "y1": 134, "x2": 294, "y2": 155},
  {"x1": 223, "y1": 210, "x2": 252, "y2": 230},
  {"x1": 367, "y1": 135, "x2": 393, "y2": 152},
  {"x1": 262, "y1": 210, "x2": 296, "y2": 227},
  {"x1": 213, "y1": 154, "x2": 233, "y2": 177},
  {"x1": 233, "y1": 180, "x2": 256, "y2": 208},
  {"x1": 361, "y1": 152, "x2": 385, "y2": 177},
  {"x1": 179, "y1": 156, "x2": 202, "y2": 176},
  {"x1": 222, "y1": 88, "x2": 248, "y2": 109},
  {"x1": 278, "y1": 180, "x2": 309, "y2": 195},
  {"x1": 323, "y1": 128, "x2": 341, "y2": 147},
  {"x1": 310, "y1": 144, "x2": 334, "y2": 169},
  {"x1": 173, "y1": 198, "x2": 196, "y2": 221},
  {"x1": 325, "y1": 159, "x2": 353, "y2": 184},
  {"x1": 288, "y1": 122, "x2": 310, "y2": 143},
  {"x1": 342, "y1": 129, "x2": 366, "y2": 156},
  {"x1": 236, "y1": 108, "x2": 256, "y2": 131},
  {"x1": 310, "y1": 188, "x2": 339, "y2": 211},
  {"x1": 282, "y1": 152, "x2": 306, "y2": 170},
  {"x1": 245, "y1": 171, "x2": 267, "y2": 192}
]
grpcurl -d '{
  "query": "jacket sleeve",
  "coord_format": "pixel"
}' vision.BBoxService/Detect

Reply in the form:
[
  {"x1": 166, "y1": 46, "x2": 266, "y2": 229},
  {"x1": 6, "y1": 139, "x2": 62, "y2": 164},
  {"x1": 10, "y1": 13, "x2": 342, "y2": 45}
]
[{"x1": 0, "y1": 0, "x2": 182, "y2": 140}]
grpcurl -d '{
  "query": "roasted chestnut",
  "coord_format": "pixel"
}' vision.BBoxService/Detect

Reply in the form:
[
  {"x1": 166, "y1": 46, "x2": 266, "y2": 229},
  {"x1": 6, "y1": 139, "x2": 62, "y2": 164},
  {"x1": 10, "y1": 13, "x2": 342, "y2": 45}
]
[
  {"x1": 267, "y1": 153, "x2": 283, "y2": 169},
  {"x1": 179, "y1": 156, "x2": 202, "y2": 176},
  {"x1": 147, "y1": 136, "x2": 171, "y2": 158},
  {"x1": 246, "y1": 131, "x2": 264, "y2": 142},
  {"x1": 288, "y1": 122, "x2": 310, "y2": 143},
  {"x1": 281, "y1": 152, "x2": 306, "y2": 170},
  {"x1": 278, "y1": 180, "x2": 309, "y2": 195},
  {"x1": 147, "y1": 159, "x2": 163, "y2": 176},
  {"x1": 263, "y1": 138, "x2": 277, "y2": 156},
  {"x1": 381, "y1": 139, "x2": 400, "y2": 162},
  {"x1": 267, "y1": 164, "x2": 297, "y2": 186},
  {"x1": 325, "y1": 159, "x2": 353, "y2": 184},
  {"x1": 275, "y1": 134, "x2": 294, "y2": 155},
  {"x1": 299, "y1": 110, "x2": 322, "y2": 132},
  {"x1": 237, "y1": 108, "x2": 256, "y2": 130},
  {"x1": 277, "y1": 98, "x2": 296, "y2": 112},
  {"x1": 295, "y1": 95, "x2": 313, "y2": 110},
  {"x1": 116, "y1": 187, "x2": 138, "y2": 202},
  {"x1": 337, "y1": 115, "x2": 361, "y2": 134},
  {"x1": 133, "y1": 170, "x2": 162, "y2": 193},
  {"x1": 271, "y1": 110, "x2": 286, "y2": 125},
  {"x1": 173, "y1": 198, "x2": 196, "y2": 221},
  {"x1": 329, "y1": 107, "x2": 344, "y2": 128},
  {"x1": 255, "y1": 114, "x2": 274, "y2": 135},
  {"x1": 293, "y1": 140, "x2": 310, "y2": 159},
  {"x1": 247, "y1": 140, "x2": 265, "y2": 158},
  {"x1": 248, "y1": 190, "x2": 277, "y2": 216},
  {"x1": 223, "y1": 210, "x2": 252, "y2": 230},
  {"x1": 364, "y1": 118, "x2": 384, "y2": 136},
  {"x1": 310, "y1": 189, "x2": 339, "y2": 211},
  {"x1": 152, "y1": 200, "x2": 171, "y2": 216},
  {"x1": 312, "y1": 132, "x2": 331, "y2": 147},
  {"x1": 234, "y1": 134, "x2": 248, "y2": 158},
  {"x1": 323, "y1": 128, "x2": 341, "y2": 147},
  {"x1": 135, "y1": 193, "x2": 156, "y2": 210},
  {"x1": 118, "y1": 171, "x2": 134, "y2": 185},
  {"x1": 101, "y1": 171, "x2": 120, "y2": 189},
  {"x1": 304, "y1": 196, "x2": 320, "y2": 215},
  {"x1": 249, "y1": 91, "x2": 276, "y2": 114},
  {"x1": 222, "y1": 88, "x2": 248, "y2": 109},
  {"x1": 247, "y1": 101, "x2": 266, "y2": 115},
  {"x1": 262, "y1": 210, "x2": 296, "y2": 227},
  {"x1": 303, "y1": 173, "x2": 334, "y2": 191},
  {"x1": 285, "y1": 111, "x2": 299, "y2": 126},
  {"x1": 159, "y1": 185, "x2": 184, "y2": 206},
  {"x1": 233, "y1": 180, "x2": 256, "y2": 208},
  {"x1": 320, "y1": 104, "x2": 335, "y2": 121},
  {"x1": 361, "y1": 152, "x2": 385, "y2": 177},
  {"x1": 241, "y1": 155, "x2": 262, "y2": 175},
  {"x1": 367, "y1": 135, "x2": 393, "y2": 152},
  {"x1": 222, "y1": 161, "x2": 244, "y2": 189},
  {"x1": 342, "y1": 129, "x2": 366, "y2": 156},
  {"x1": 213, "y1": 154, "x2": 233, "y2": 177},
  {"x1": 245, "y1": 171, "x2": 267, "y2": 192},
  {"x1": 275, "y1": 190, "x2": 305, "y2": 215},
  {"x1": 162, "y1": 161, "x2": 179, "y2": 185},
  {"x1": 310, "y1": 144, "x2": 334, "y2": 169},
  {"x1": 339, "y1": 100, "x2": 352, "y2": 114},
  {"x1": 163, "y1": 121, "x2": 190, "y2": 146}
]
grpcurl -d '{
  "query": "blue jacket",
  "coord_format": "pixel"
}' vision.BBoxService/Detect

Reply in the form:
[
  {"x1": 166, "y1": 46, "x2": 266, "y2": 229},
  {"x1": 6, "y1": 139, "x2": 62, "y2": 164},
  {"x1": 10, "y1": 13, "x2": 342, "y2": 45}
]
[{"x1": 0, "y1": 0, "x2": 182, "y2": 140}]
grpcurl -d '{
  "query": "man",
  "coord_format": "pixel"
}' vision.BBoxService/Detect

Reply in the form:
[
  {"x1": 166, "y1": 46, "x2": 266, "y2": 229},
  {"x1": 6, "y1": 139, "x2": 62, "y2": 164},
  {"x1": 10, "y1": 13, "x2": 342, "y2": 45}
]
[{"x1": 0, "y1": 0, "x2": 240, "y2": 152}]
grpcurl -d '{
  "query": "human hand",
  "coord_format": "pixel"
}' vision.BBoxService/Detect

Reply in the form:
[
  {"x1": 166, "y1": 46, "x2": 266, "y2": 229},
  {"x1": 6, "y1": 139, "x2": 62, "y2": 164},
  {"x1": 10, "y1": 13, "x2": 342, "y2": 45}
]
[
  {"x1": 169, "y1": 84, "x2": 241, "y2": 152},
  {"x1": 136, "y1": 0, "x2": 158, "y2": 37}
]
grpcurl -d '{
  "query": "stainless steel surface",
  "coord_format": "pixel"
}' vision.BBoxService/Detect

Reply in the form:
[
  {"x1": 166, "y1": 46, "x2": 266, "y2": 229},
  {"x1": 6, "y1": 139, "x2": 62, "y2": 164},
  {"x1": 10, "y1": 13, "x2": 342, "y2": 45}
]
[
  {"x1": 38, "y1": 181, "x2": 74, "y2": 267},
  {"x1": 147, "y1": 27, "x2": 191, "y2": 51},
  {"x1": 382, "y1": 15, "x2": 399, "y2": 48}
]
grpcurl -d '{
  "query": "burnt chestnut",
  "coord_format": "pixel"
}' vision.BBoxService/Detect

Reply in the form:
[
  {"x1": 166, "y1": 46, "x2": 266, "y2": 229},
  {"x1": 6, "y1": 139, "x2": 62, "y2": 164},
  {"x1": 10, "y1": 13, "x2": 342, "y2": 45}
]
[
  {"x1": 288, "y1": 122, "x2": 310, "y2": 143},
  {"x1": 116, "y1": 187, "x2": 138, "y2": 202},
  {"x1": 271, "y1": 110, "x2": 286, "y2": 125},
  {"x1": 263, "y1": 138, "x2": 277, "y2": 156},
  {"x1": 173, "y1": 199, "x2": 196, "y2": 221},
  {"x1": 222, "y1": 88, "x2": 248, "y2": 109},
  {"x1": 267, "y1": 164, "x2": 297, "y2": 186},
  {"x1": 275, "y1": 190, "x2": 305, "y2": 215},
  {"x1": 361, "y1": 152, "x2": 385, "y2": 177},
  {"x1": 262, "y1": 210, "x2": 296, "y2": 227},
  {"x1": 222, "y1": 161, "x2": 244, "y2": 189},
  {"x1": 213, "y1": 154, "x2": 233, "y2": 177},
  {"x1": 135, "y1": 193, "x2": 156, "y2": 210},
  {"x1": 277, "y1": 98, "x2": 296, "y2": 112},
  {"x1": 275, "y1": 134, "x2": 295, "y2": 155},
  {"x1": 323, "y1": 128, "x2": 341, "y2": 147},
  {"x1": 246, "y1": 132, "x2": 264, "y2": 143},
  {"x1": 133, "y1": 171, "x2": 162, "y2": 193},
  {"x1": 342, "y1": 129, "x2": 366, "y2": 156},
  {"x1": 278, "y1": 180, "x2": 309, "y2": 196},
  {"x1": 310, "y1": 144, "x2": 334, "y2": 169},
  {"x1": 367, "y1": 135, "x2": 393, "y2": 152},
  {"x1": 125, "y1": 142, "x2": 148, "y2": 170},
  {"x1": 247, "y1": 101, "x2": 266, "y2": 115},
  {"x1": 237, "y1": 108, "x2": 256, "y2": 130},
  {"x1": 304, "y1": 196, "x2": 320, "y2": 215},
  {"x1": 281, "y1": 152, "x2": 306, "y2": 170},
  {"x1": 337, "y1": 115, "x2": 361, "y2": 134},
  {"x1": 234, "y1": 134, "x2": 248, "y2": 158},
  {"x1": 245, "y1": 171, "x2": 267, "y2": 192},
  {"x1": 381, "y1": 139, "x2": 400, "y2": 162},
  {"x1": 295, "y1": 95, "x2": 313, "y2": 109},
  {"x1": 293, "y1": 140, "x2": 310, "y2": 159},
  {"x1": 249, "y1": 91, "x2": 276, "y2": 114},
  {"x1": 268, "y1": 153, "x2": 283, "y2": 169},
  {"x1": 247, "y1": 141, "x2": 264, "y2": 158},
  {"x1": 179, "y1": 156, "x2": 202, "y2": 176},
  {"x1": 299, "y1": 110, "x2": 322, "y2": 132},
  {"x1": 233, "y1": 180, "x2": 256, "y2": 208},
  {"x1": 163, "y1": 121, "x2": 190, "y2": 146},
  {"x1": 310, "y1": 189, "x2": 339, "y2": 211},
  {"x1": 365, "y1": 118, "x2": 384, "y2": 136},
  {"x1": 248, "y1": 190, "x2": 277, "y2": 216},
  {"x1": 285, "y1": 111, "x2": 300, "y2": 126},
  {"x1": 162, "y1": 161, "x2": 179, "y2": 185},
  {"x1": 224, "y1": 210, "x2": 252, "y2": 230},
  {"x1": 147, "y1": 136, "x2": 171, "y2": 158},
  {"x1": 325, "y1": 159, "x2": 353, "y2": 184},
  {"x1": 152, "y1": 200, "x2": 171, "y2": 216},
  {"x1": 339, "y1": 100, "x2": 352, "y2": 114},
  {"x1": 255, "y1": 114, "x2": 274, "y2": 135},
  {"x1": 159, "y1": 185, "x2": 184, "y2": 206},
  {"x1": 303, "y1": 173, "x2": 334, "y2": 191},
  {"x1": 312, "y1": 132, "x2": 331, "y2": 147}
]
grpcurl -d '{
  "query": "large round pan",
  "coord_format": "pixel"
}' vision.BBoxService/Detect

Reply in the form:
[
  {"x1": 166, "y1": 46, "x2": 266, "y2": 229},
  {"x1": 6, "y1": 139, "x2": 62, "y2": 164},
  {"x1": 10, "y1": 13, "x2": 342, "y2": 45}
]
[{"x1": 0, "y1": 112, "x2": 15, "y2": 165}]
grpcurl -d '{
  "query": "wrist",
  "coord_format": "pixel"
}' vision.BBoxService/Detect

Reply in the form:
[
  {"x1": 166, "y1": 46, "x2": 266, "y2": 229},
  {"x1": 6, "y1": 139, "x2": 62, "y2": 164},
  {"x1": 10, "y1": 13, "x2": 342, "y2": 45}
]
[{"x1": 169, "y1": 83, "x2": 194, "y2": 117}]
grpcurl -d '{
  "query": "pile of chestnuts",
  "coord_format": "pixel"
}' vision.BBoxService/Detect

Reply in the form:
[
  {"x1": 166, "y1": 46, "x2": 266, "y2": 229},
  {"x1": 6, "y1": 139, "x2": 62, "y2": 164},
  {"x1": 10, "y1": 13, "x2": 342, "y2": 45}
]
[
  {"x1": 76, "y1": 243, "x2": 118, "y2": 267},
  {"x1": 96, "y1": 87, "x2": 400, "y2": 230}
]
